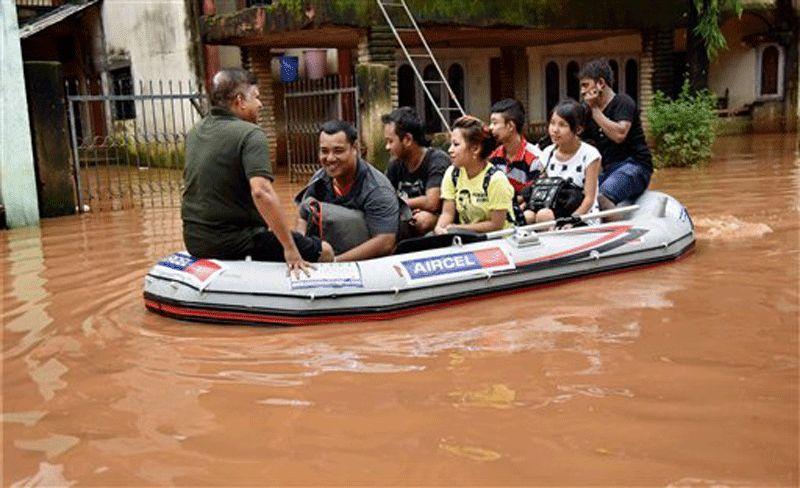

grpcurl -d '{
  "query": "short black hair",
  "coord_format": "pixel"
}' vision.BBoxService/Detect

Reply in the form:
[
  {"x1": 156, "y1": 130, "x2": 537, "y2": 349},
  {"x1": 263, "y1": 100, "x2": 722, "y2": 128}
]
[
  {"x1": 578, "y1": 59, "x2": 614, "y2": 87},
  {"x1": 381, "y1": 107, "x2": 430, "y2": 147},
  {"x1": 551, "y1": 98, "x2": 590, "y2": 134},
  {"x1": 490, "y1": 98, "x2": 526, "y2": 135},
  {"x1": 320, "y1": 119, "x2": 358, "y2": 144},
  {"x1": 210, "y1": 68, "x2": 257, "y2": 108}
]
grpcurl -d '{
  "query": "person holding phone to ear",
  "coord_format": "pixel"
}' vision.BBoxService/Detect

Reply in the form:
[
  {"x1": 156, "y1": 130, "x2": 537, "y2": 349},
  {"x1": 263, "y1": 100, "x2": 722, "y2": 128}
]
[{"x1": 579, "y1": 59, "x2": 652, "y2": 212}]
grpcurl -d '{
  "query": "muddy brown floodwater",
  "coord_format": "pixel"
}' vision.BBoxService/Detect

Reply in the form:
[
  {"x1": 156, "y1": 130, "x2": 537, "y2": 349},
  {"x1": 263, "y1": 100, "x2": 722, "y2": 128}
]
[{"x1": 2, "y1": 133, "x2": 798, "y2": 486}]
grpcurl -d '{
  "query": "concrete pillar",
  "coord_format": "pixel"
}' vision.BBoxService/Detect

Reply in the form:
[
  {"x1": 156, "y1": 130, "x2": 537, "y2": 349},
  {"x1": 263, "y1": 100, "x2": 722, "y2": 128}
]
[
  {"x1": 249, "y1": 48, "x2": 278, "y2": 168},
  {"x1": 505, "y1": 47, "x2": 529, "y2": 110},
  {"x1": 1, "y1": 0, "x2": 40, "y2": 227},
  {"x1": 358, "y1": 26, "x2": 397, "y2": 107},
  {"x1": 639, "y1": 32, "x2": 656, "y2": 136},
  {"x1": 499, "y1": 47, "x2": 517, "y2": 101},
  {"x1": 202, "y1": 0, "x2": 221, "y2": 91},
  {"x1": 356, "y1": 63, "x2": 392, "y2": 172},
  {"x1": 24, "y1": 62, "x2": 76, "y2": 217},
  {"x1": 649, "y1": 28, "x2": 675, "y2": 97},
  {"x1": 338, "y1": 48, "x2": 356, "y2": 122}
]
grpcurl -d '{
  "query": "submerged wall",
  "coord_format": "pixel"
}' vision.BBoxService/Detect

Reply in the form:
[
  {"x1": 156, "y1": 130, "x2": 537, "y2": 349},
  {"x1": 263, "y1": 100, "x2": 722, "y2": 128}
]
[{"x1": 1, "y1": 0, "x2": 40, "y2": 227}]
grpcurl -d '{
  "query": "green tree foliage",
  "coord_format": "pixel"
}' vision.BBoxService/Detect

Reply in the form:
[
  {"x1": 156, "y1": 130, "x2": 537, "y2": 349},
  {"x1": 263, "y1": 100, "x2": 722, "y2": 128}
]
[
  {"x1": 692, "y1": 0, "x2": 744, "y2": 60},
  {"x1": 648, "y1": 80, "x2": 718, "y2": 167}
]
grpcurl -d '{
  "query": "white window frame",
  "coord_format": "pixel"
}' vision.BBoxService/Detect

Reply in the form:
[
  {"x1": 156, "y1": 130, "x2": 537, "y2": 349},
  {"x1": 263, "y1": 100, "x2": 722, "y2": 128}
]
[
  {"x1": 755, "y1": 43, "x2": 785, "y2": 101},
  {"x1": 397, "y1": 56, "x2": 469, "y2": 130},
  {"x1": 541, "y1": 55, "x2": 640, "y2": 112}
]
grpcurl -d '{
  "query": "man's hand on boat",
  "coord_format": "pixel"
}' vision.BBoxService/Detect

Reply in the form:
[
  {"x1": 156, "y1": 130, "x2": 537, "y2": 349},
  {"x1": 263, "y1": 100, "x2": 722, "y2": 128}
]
[{"x1": 284, "y1": 248, "x2": 316, "y2": 278}]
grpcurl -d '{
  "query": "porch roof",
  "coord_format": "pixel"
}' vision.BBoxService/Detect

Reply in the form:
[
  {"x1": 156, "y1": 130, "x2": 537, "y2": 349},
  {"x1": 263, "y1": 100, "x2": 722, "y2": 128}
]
[
  {"x1": 201, "y1": 1, "x2": 680, "y2": 48},
  {"x1": 18, "y1": 0, "x2": 99, "y2": 39}
]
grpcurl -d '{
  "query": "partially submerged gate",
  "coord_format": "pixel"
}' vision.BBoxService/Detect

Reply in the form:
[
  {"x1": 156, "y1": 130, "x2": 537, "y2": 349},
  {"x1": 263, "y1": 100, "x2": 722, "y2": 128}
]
[
  {"x1": 66, "y1": 79, "x2": 206, "y2": 212},
  {"x1": 283, "y1": 75, "x2": 359, "y2": 183}
]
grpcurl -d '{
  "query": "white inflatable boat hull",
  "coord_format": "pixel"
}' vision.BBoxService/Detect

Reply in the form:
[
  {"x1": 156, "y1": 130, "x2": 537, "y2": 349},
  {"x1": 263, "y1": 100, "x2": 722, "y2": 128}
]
[{"x1": 144, "y1": 191, "x2": 695, "y2": 326}]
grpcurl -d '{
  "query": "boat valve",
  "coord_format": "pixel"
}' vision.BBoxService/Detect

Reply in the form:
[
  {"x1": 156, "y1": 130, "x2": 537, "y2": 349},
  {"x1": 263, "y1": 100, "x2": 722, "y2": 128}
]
[
  {"x1": 655, "y1": 196, "x2": 668, "y2": 218},
  {"x1": 511, "y1": 230, "x2": 541, "y2": 248},
  {"x1": 590, "y1": 250, "x2": 600, "y2": 261},
  {"x1": 452, "y1": 235, "x2": 463, "y2": 247}
]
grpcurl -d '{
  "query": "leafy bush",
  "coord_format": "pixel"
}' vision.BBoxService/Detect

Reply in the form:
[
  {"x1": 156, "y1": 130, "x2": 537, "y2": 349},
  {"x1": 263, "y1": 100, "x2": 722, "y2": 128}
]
[
  {"x1": 116, "y1": 135, "x2": 185, "y2": 170},
  {"x1": 647, "y1": 80, "x2": 718, "y2": 167}
]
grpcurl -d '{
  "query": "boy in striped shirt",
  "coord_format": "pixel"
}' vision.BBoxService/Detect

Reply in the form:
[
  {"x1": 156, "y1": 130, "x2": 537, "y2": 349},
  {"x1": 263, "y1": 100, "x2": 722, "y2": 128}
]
[{"x1": 488, "y1": 98, "x2": 544, "y2": 221}]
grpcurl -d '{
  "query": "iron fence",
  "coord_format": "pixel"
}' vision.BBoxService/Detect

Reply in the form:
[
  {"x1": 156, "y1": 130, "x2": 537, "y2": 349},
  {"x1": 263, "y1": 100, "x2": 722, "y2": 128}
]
[
  {"x1": 16, "y1": 0, "x2": 66, "y2": 6},
  {"x1": 66, "y1": 78, "x2": 206, "y2": 212},
  {"x1": 283, "y1": 75, "x2": 359, "y2": 182}
]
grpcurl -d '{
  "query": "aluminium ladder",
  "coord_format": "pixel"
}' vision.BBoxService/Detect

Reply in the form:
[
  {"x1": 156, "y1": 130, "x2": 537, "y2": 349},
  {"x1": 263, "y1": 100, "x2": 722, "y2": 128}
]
[{"x1": 375, "y1": 0, "x2": 465, "y2": 132}]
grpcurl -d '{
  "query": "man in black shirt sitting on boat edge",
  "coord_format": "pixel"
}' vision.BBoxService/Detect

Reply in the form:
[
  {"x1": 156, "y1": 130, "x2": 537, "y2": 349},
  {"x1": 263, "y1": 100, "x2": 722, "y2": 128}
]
[{"x1": 580, "y1": 58, "x2": 653, "y2": 210}]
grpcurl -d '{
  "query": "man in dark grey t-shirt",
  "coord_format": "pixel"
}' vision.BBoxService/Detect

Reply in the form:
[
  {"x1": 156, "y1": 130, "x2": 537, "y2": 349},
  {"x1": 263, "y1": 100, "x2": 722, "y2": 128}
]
[
  {"x1": 382, "y1": 107, "x2": 450, "y2": 235},
  {"x1": 295, "y1": 120, "x2": 400, "y2": 262},
  {"x1": 182, "y1": 68, "x2": 332, "y2": 274}
]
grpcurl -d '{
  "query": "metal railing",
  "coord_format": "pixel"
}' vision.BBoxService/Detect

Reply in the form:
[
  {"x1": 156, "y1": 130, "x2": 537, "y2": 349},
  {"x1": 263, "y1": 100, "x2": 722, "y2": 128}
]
[
  {"x1": 66, "y1": 78, "x2": 206, "y2": 212},
  {"x1": 16, "y1": 0, "x2": 66, "y2": 7},
  {"x1": 283, "y1": 74, "x2": 359, "y2": 182}
]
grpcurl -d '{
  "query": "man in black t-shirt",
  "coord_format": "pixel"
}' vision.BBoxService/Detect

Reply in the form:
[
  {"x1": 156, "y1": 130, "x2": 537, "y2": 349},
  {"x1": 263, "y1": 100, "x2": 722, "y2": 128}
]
[
  {"x1": 580, "y1": 59, "x2": 653, "y2": 208},
  {"x1": 182, "y1": 68, "x2": 333, "y2": 274},
  {"x1": 382, "y1": 107, "x2": 450, "y2": 235}
]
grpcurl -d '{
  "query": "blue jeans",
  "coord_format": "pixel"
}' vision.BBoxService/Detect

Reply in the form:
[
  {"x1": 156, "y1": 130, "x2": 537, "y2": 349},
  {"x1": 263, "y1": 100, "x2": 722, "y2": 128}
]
[{"x1": 599, "y1": 158, "x2": 652, "y2": 204}]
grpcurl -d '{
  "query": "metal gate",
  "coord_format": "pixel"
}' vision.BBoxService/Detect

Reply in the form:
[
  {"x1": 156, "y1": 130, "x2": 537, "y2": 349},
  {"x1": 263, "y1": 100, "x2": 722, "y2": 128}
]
[
  {"x1": 66, "y1": 78, "x2": 206, "y2": 212},
  {"x1": 283, "y1": 75, "x2": 359, "y2": 183}
]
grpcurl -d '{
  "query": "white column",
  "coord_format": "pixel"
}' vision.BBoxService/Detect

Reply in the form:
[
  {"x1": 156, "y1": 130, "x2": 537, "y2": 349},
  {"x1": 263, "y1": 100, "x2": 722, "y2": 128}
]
[{"x1": 1, "y1": 0, "x2": 40, "y2": 227}]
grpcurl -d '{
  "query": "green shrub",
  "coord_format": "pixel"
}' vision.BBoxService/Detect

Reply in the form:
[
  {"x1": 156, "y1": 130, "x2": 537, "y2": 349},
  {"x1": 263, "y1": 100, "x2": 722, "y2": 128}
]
[
  {"x1": 115, "y1": 135, "x2": 185, "y2": 170},
  {"x1": 647, "y1": 80, "x2": 718, "y2": 167}
]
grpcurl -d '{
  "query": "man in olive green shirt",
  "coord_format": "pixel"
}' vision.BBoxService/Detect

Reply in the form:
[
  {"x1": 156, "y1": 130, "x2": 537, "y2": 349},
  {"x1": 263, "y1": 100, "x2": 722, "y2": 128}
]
[{"x1": 182, "y1": 68, "x2": 332, "y2": 274}]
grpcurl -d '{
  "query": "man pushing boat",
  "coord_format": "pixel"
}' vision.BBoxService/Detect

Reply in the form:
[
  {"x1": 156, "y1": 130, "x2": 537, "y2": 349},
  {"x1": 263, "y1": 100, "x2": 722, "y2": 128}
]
[{"x1": 181, "y1": 68, "x2": 333, "y2": 275}]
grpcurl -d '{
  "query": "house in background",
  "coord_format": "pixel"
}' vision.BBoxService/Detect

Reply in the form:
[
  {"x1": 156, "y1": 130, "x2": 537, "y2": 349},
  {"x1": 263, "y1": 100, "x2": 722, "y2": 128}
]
[
  {"x1": 12, "y1": 0, "x2": 212, "y2": 216},
  {"x1": 200, "y1": 0, "x2": 798, "y2": 172}
]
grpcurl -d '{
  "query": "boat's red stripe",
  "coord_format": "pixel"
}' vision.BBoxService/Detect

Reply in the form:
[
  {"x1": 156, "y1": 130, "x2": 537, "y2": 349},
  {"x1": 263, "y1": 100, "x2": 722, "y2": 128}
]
[
  {"x1": 516, "y1": 225, "x2": 631, "y2": 266},
  {"x1": 144, "y1": 243, "x2": 694, "y2": 327}
]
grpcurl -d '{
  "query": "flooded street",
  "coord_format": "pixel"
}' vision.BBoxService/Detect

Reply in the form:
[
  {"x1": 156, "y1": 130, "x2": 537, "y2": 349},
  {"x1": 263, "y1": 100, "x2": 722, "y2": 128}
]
[{"x1": 2, "y1": 133, "x2": 798, "y2": 485}]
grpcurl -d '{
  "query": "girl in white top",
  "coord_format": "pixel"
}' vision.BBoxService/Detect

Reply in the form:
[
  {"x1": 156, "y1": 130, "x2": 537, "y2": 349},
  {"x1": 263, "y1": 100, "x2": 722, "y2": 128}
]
[{"x1": 524, "y1": 99, "x2": 602, "y2": 225}]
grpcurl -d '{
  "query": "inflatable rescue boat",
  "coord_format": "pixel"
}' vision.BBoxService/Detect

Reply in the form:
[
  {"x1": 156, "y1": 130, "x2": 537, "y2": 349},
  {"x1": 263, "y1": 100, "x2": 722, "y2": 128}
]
[{"x1": 144, "y1": 191, "x2": 694, "y2": 326}]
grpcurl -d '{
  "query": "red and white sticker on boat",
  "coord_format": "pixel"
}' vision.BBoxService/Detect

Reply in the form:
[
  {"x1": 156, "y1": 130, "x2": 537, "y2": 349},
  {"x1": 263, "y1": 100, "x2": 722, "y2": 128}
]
[
  {"x1": 399, "y1": 245, "x2": 515, "y2": 284},
  {"x1": 157, "y1": 252, "x2": 225, "y2": 291}
]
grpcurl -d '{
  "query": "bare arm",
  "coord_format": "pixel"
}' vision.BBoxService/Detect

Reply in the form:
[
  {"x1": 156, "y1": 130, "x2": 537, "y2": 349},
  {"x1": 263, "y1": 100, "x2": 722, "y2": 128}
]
[
  {"x1": 295, "y1": 217, "x2": 307, "y2": 235},
  {"x1": 249, "y1": 176, "x2": 309, "y2": 271},
  {"x1": 590, "y1": 107, "x2": 631, "y2": 144},
  {"x1": 575, "y1": 159, "x2": 601, "y2": 215},
  {"x1": 405, "y1": 186, "x2": 442, "y2": 213},
  {"x1": 335, "y1": 233, "x2": 396, "y2": 262},
  {"x1": 449, "y1": 209, "x2": 507, "y2": 233},
  {"x1": 434, "y1": 199, "x2": 456, "y2": 235}
]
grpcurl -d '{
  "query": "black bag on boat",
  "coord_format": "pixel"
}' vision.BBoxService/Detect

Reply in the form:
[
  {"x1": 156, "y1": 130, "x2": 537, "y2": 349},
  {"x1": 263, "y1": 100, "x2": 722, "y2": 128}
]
[
  {"x1": 299, "y1": 198, "x2": 414, "y2": 255},
  {"x1": 529, "y1": 148, "x2": 585, "y2": 218},
  {"x1": 299, "y1": 198, "x2": 371, "y2": 255},
  {"x1": 528, "y1": 177, "x2": 584, "y2": 218}
]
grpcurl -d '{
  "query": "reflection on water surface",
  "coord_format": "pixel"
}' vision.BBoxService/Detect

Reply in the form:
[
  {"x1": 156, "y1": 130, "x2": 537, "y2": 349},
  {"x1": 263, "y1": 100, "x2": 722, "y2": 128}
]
[{"x1": 2, "y1": 134, "x2": 798, "y2": 485}]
